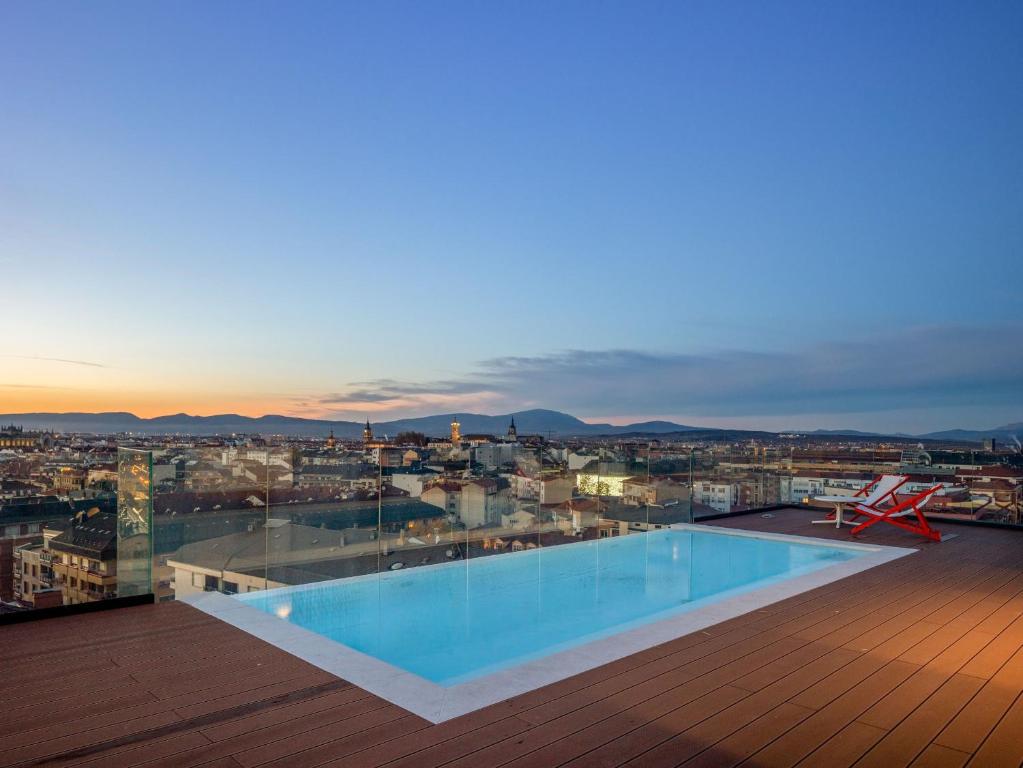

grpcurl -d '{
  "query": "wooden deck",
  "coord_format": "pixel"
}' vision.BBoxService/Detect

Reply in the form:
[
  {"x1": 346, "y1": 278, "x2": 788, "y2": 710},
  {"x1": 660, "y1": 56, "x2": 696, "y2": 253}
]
[{"x1": 3, "y1": 508, "x2": 1023, "y2": 768}]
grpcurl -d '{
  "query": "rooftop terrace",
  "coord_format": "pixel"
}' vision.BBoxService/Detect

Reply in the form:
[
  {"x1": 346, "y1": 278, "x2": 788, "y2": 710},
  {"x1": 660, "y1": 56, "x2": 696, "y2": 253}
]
[{"x1": 4, "y1": 508, "x2": 1022, "y2": 768}]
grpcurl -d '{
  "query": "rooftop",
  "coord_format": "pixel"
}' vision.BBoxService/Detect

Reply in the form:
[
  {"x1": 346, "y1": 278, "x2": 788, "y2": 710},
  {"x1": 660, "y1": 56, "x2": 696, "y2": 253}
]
[{"x1": 3, "y1": 508, "x2": 1022, "y2": 767}]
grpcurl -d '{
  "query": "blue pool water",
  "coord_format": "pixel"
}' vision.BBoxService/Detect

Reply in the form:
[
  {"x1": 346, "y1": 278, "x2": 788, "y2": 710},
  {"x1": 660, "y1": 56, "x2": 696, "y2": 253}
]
[{"x1": 236, "y1": 529, "x2": 861, "y2": 685}]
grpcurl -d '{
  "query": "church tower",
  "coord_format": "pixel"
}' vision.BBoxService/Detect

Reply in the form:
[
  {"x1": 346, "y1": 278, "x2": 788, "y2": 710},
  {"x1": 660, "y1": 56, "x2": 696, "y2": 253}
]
[
  {"x1": 325, "y1": 429, "x2": 336, "y2": 449},
  {"x1": 507, "y1": 417, "x2": 517, "y2": 440},
  {"x1": 363, "y1": 420, "x2": 373, "y2": 443},
  {"x1": 450, "y1": 415, "x2": 461, "y2": 444}
]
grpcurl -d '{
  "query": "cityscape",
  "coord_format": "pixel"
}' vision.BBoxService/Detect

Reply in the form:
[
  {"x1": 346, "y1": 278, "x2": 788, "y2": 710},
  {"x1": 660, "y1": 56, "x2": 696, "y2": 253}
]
[
  {"x1": 4, "y1": 1, "x2": 1023, "y2": 766},
  {"x1": 2, "y1": 415, "x2": 1019, "y2": 610}
]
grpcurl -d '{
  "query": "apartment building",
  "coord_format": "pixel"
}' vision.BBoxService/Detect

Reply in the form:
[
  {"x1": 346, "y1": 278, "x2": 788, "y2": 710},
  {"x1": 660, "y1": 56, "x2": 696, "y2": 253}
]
[
  {"x1": 692, "y1": 481, "x2": 740, "y2": 514},
  {"x1": 49, "y1": 509, "x2": 117, "y2": 605},
  {"x1": 13, "y1": 542, "x2": 60, "y2": 607},
  {"x1": 421, "y1": 478, "x2": 512, "y2": 528},
  {"x1": 622, "y1": 476, "x2": 690, "y2": 507}
]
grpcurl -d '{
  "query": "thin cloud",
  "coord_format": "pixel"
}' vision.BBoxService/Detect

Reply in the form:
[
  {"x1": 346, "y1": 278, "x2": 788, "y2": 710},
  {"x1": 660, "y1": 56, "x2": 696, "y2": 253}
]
[{"x1": 3, "y1": 355, "x2": 109, "y2": 369}]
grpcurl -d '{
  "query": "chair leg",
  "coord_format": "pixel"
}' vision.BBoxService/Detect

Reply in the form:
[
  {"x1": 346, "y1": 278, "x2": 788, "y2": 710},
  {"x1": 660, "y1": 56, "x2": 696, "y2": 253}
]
[{"x1": 850, "y1": 504, "x2": 941, "y2": 542}]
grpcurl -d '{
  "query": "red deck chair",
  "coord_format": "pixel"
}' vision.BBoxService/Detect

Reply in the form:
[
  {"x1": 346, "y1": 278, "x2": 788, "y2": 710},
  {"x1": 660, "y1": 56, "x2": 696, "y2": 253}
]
[{"x1": 849, "y1": 484, "x2": 944, "y2": 542}]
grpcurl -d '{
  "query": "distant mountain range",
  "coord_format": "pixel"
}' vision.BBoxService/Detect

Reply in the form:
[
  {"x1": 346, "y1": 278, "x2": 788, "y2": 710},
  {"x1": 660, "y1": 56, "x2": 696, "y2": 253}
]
[
  {"x1": 0, "y1": 409, "x2": 700, "y2": 439},
  {"x1": 1, "y1": 410, "x2": 1020, "y2": 445}
]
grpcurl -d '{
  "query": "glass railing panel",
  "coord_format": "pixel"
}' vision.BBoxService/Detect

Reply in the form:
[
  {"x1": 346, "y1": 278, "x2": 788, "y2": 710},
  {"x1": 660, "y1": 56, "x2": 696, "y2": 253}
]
[
  {"x1": 150, "y1": 445, "x2": 272, "y2": 602},
  {"x1": 260, "y1": 440, "x2": 383, "y2": 593},
  {"x1": 115, "y1": 447, "x2": 153, "y2": 598}
]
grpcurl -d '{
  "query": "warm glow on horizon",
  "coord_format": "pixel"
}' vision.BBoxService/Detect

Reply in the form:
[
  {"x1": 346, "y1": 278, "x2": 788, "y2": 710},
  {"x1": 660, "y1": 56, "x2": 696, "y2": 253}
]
[
  {"x1": 0, "y1": 387, "x2": 299, "y2": 419},
  {"x1": 0, "y1": 382, "x2": 511, "y2": 421}
]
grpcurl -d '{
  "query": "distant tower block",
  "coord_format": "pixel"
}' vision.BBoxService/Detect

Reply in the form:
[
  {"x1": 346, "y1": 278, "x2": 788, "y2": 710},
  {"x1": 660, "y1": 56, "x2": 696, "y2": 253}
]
[
  {"x1": 363, "y1": 420, "x2": 373, "y2": 443},
  {"x1": 451, "y1": 416, "x2": 461, "y2": 444},
  {"x1": 325, "y1": 429, "x2": 336, "y2": 449},
  {"x1": 507, "y1": 417, "x2": 517, "y2": 440}
]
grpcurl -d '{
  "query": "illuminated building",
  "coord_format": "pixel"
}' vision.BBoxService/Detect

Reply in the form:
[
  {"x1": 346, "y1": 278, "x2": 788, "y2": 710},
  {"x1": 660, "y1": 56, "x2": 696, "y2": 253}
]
[
  {"x1": 450, "y1": 416, "x2": 461, "y2": 445},
  {"x1": 0, "y1": 425, "x2": 43, "y2": 449}
]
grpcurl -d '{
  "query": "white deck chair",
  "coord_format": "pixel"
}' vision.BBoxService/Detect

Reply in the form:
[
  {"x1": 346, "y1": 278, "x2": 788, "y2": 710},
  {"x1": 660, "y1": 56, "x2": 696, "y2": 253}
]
[{"x1": 811, "y1": 474, "x2": 908, "y2": 528}]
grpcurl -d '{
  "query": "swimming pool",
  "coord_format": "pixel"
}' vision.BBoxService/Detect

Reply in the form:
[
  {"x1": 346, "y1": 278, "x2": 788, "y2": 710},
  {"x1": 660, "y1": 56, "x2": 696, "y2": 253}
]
[
  {"x1": 185, "y1": 524, "x2": 913, "y2": 722},
  {"x1": 237, "y1": 527, "x2": 854, "y2": 684}
]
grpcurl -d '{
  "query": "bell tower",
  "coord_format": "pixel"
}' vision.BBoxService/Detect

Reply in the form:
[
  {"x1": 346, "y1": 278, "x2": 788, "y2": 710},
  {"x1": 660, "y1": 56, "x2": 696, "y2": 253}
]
[
  {"x1": 450, "y1": 416, "x2": 461, "y2": 444},
  {"x1": 363, "y1": 420, "x2": 373, "y2": 443}
]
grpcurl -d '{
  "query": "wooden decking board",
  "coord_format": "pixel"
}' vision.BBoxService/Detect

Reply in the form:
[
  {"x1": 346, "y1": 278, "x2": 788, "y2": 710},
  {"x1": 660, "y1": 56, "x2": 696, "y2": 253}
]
[
  {"x1": 674, "y1": 702, "x2": 817, "y2": 768},
  {"x1": 260, "y1": 713, "x2": 427, "y2": 768},
  {"x1": 908, "y1": 744, "x2": 972, "y2": 768},
  {"x1": 858, "y1": 627, "x2": 1004, "y2": 730},
  {"x1": 49, "y1": 681, "x2": 353, "y2": 768},
  {"x1": 497, "y1": 627, "x2": 870, "y2": 768},
  {"x1": 958, "y1": 612, "x2": 1023, "y2": 679},
  {"x1": 852, "y1": 674, "x2": 986, "y2": 768},
  {"x1": 64, "y1": 732, "x2": 215, "y2": 768},
  {"x1": 506, "y1": 685, "x2": 752, "y2": 768},
  {"x1": 198, "y1": 686, "x2": 374, "y2": 742},
  {"x1": 935, "y1": 645, "x2": 1023, "y2": 754},
  {"x1": 594, "y1": 641, "x2": 872, "y2": 767},
  {"x1": 796, "y1": 720, "x2": 888, "y2": 767},
  {"x1": 973, "y1": 586, "x2": 1023, "y2": 636},
  {"x1": 513, "y1": 629, "x2": 800, "y2": 728},
  {"x1": 166, "y1": 670, "x2": 342, "y2": 719},
  {"x1": 366, "y1": 715, "x2": 533, "y2": 768},
  {"x1": 965, "y1": 690, "x2": 1023, "y2": 768},
  {"x1": 129, "y1": 699, "x2": 404, "y2": 768},
  {"x1": 0, "y1": 691, "x2": 160, "y2": 740},
  {"x1": 0, "y1": 710, "x2": 185, "y2": 768},
  {"x1": 320, "y1": 709, "x2": 509, "y2": 768},
  {"x1": 6, "y1": 509, "x2": 1023, "y2": 768},
  {"x1": 464, "y1": 675, "x2": 749, "y2": 768},
  {"x1": 743, "y1": 659, "x2": 922, "y2": 767},
  {"x1": 227, "y1": 709, "x2": 417, "y2": 768},
  {"x1": 48, "y1": 679, "x2": 351, "y2": 768},
  {"x1": 228, "y1": 704, "x2": 410, "y2": 768}
]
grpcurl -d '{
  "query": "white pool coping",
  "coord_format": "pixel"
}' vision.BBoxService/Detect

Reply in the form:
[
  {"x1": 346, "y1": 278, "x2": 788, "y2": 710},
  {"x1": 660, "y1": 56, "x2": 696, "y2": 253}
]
[{"x1": 181, "y1": 524, "x2": 915, "y2": 723}]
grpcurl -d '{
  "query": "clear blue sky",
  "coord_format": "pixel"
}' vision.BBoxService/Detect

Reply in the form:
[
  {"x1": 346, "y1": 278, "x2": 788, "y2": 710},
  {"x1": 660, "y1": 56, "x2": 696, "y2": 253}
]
[{"x1": 2, "y1": 1, "x2": 1021, "y2": 432}]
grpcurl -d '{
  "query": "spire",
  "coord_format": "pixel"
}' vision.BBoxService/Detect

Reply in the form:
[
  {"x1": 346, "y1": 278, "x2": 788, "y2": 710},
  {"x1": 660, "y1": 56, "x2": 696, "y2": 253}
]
[{"x1": 363, "y1": 420, "x2": 373, "y2": 442}]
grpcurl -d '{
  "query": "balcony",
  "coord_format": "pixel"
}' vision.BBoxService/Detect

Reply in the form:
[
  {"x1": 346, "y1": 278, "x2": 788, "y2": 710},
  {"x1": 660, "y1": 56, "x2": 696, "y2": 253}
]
[{"x1": 3, "y1": 506, "x2": 1023, "y2": 767}]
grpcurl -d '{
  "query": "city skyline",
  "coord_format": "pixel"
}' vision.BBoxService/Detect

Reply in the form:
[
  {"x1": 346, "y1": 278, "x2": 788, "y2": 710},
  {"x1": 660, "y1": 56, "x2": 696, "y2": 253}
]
[{"x1": 4, "y1": 2, "x2": 1022, "y2": 432}]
